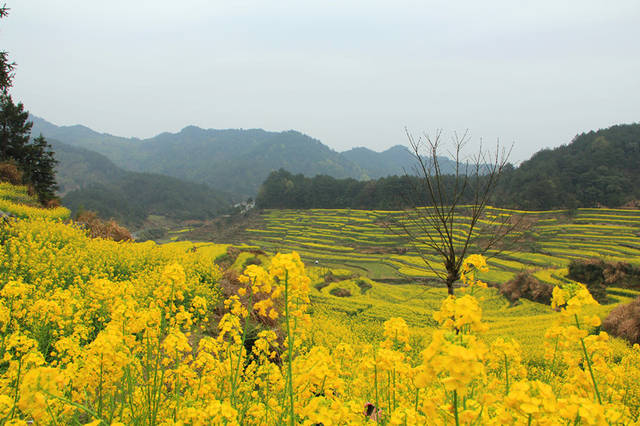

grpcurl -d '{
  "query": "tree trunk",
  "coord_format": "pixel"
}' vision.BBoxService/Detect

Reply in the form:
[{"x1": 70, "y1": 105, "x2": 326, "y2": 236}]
[
  {"x1": 446, "y1": 276, "x2": 455, "y2": 295},
  {"x1": 446, "y1": 269, "x2": 458, "y2": 295}
]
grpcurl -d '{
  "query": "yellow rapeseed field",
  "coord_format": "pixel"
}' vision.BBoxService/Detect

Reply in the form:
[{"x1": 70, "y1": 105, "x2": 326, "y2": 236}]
[{"x1": 0, "y1": 184, "x2": 638, "y2": 424}]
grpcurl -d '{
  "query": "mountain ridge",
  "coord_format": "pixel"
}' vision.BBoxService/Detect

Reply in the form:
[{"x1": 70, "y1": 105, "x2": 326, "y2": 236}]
[{"x1": 31, "y1": 115, "x2": 463, "y2": 198}]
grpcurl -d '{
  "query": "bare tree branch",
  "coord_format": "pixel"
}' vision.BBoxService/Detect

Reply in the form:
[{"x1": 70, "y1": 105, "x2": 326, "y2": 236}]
[{"x1": 386, "y1": 129, "x2": 520, "y2": 295}]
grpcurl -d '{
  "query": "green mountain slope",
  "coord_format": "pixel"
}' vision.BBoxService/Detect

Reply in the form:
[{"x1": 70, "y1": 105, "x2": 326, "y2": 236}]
[
  {"x1": 49, "y1": 139, "x2": 124, "y2": 195},
  {"x1": 62, "y1": 173, "x2": 231, "y2": 228},
  {"x1": 31, "y1": 117, "x2": 370, "y2": 198},
  {"x1": 342, "y1": 145, "x2": 413, "y2": 178},
  {"x1": 497, "y1": 123, "x2": 640, "y2": 209},
  {"x1": 32, "y1": 116, "x2": 472, "y2": 199},
  {"x1": 48, "y1": 139, "x2": 231, "y2": 227},
  {"x1": 32, "y1": 116, "x2": 465, "y2": 199}
]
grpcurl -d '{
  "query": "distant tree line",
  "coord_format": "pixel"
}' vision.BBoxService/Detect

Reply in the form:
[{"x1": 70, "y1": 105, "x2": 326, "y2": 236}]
[
  {"x1": 256, "y1": 169, "x2": 480, "y2": 210},
  {"x1": 257, "y1": 123, "x2": 640, "y2": 211}
]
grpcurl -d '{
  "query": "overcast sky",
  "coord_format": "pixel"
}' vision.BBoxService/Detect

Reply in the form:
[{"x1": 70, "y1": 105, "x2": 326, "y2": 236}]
[{"x1": 3, "y1": 0, "x2": 639, "y2": 162}]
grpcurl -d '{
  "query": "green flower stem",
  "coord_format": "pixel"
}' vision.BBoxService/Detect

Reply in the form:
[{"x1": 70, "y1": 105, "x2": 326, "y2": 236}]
[
  {"x1": 574, "y1": 314, "x2": 602, "y2": 405},
  {"x1": 374, "y1": 363, "x2": 380, "y2": 423},
  {"x1": 41, "y1": 389, "x2": 105, "y2": 424},
  {"x1": 284, "y1": 270, "x2": 295, "y2": 426},
  {"x1": 453, "y1": 390, "x2": 460, "y2": 426},
  {"x1": 504, "y1": 353, "x2": 510, "y2": 395},
  {"x1": 9, "y1": 357, "x2": 22, "y2": 419}
]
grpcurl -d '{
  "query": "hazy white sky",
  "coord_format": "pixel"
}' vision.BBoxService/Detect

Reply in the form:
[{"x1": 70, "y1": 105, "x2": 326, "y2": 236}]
[{"x1": 3, "y1": 0, "x2": 639, "y2": 162}]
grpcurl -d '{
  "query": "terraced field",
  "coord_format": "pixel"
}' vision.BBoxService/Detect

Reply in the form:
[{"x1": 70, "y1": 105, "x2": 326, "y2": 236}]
[
  {"x1": 308, "y1": 282, "x2": 639, "y2": 362},
  {"x1": 244, "y1": 206, "x2": 640, "y2": 288},
  {"x1": 240, "y1": 206, "x2": 640, "y2": 359}
]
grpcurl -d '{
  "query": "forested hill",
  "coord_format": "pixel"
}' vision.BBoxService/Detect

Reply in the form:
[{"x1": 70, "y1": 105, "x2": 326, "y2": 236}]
[
  {"x1": 257, "y1": 123, "x2": 640, "y2": 210},
  {"x1": 50, "y1": 139, "x2": 231, "y2": 228},
  {"x1": 62, "y1": 174, "x2": 231, "y2": 228},
  {"x1": 30, "y1": 116, "x2": 459, "y2": 199},
  {"x1": 342, "y1": 145, "x2": 460, "y2": 178},
  {"x1": 50, "y1": 139, "x2": 125, "y2": 195},
  {"x1": 255, "y1": 169, "x2": 481, "y2": 210},
  {"x1": 496, "y1": 123, "x2": 640, "y2": 209},
  {"x1": 31, "y1": 116, "x2": 368, "y2": 198}
]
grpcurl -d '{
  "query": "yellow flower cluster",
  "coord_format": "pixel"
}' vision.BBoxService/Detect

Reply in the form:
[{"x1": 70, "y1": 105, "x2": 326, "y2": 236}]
[
  {"x1": 238, "y1": 252, "x2": 312, "y2": 341},
  {"x1": 432, "y1": 294, "x2": 487, "y2": 333},
  {"x1": 0, "y1": 200, "x2": 70, "y2": 220},
  {"x1": 0, "y1": 183, "x2": 70, "y2": 220},
  {"x1": 380, "y1": 317, "x2": 411, "y2": 352},
  {"x1": 459, "y1": 253, "x2": 489, "y2": 293},
  {"x1": 0, "y1": 217, "x2": 226, "y2": 423}
]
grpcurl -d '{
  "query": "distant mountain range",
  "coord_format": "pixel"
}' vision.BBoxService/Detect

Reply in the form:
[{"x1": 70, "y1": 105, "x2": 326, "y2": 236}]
[
  {"x1": 31, "y1": 116, "x2": 459, "y2": 199},
  {"x1": 342, "y1": 145, "x2": 423, "y2": 178}
]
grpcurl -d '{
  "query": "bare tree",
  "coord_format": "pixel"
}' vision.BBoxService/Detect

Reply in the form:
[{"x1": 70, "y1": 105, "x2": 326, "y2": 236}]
[{"x1": 388, "y1": 129, "x2": 519, "y2": 295}]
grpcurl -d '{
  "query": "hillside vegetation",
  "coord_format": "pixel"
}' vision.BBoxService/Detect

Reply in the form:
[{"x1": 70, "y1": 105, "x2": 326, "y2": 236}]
[
  {"x1": 497, "y1": 123, "x2": 640, "y2": 209},
  {"x1": 32, "y1": 117, "x2": 368, "y2": 198},
  {"x1": 0, "y1": 184, "x2": 639, "y2": 424},
  {"x1": 32, "y1": 116, "x2": 460, "y2": 200},
  {"x1": 256, "y1": 169, "x2": 473, "y2": 209},
  {"x1": 63, "y1": 173, "x2": 231, "y2": 228},
  {"x1": 49, "y1": 139, "x2": 231, "y2": 228},
  {"x1": 34, "y1": 116, "x2": 640, "y2": 216},
  {"x1": 48, "y1": 139, "x2": 124, "y2": 195}
]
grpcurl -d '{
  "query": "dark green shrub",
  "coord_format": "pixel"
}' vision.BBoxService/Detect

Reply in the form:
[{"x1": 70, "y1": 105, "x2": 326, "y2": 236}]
[
  {"x1": 214, "y1": 253, "x2": 232, "y2": 265},
  {"x1": 314, "y1": 281, "x2": 330, "y2": 291},
  {"x1": 567, "y1": 259, "x2": 608, "y2": 303},
  {"x1": 500, "y1": 272, "x2": 553, "y2": 305},
  {"x1": 136, "y1": 227, "x2": 167, "y2": 242},
  {"x1": 329, "y1": 288, "x2": 351, "y2": 297},
  {"x1": 243, "y1": 256, "x2": 262, "y2": 267},
  {"x1": 356, "y1": 279, "x2": 372, "y2": 294},
  {"x1": 602, "y1": 296, "x2": 640, "y2": 345}
]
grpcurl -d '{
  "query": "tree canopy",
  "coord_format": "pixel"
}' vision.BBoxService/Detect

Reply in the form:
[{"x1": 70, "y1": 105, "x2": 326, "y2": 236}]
[{"x1": 495, "y1": 123, "x2": 640, "y2": 209}]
